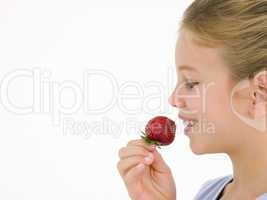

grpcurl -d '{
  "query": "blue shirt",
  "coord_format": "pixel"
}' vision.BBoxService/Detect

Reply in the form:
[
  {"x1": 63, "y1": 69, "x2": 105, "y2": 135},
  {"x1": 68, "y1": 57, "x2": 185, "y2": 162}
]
[{"x1": 193, "y1": 174, "x2": 267, "y2": 200}]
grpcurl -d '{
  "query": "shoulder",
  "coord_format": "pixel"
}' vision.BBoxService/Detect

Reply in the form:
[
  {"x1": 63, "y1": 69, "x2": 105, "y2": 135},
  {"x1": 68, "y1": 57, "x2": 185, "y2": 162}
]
[{"x1": 193, "y1": 174, "x2": 233, "y2": 200}]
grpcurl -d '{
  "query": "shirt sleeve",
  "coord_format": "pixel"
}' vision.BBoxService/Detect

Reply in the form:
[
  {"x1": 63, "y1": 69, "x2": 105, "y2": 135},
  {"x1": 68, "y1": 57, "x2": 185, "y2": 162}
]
[
  {"x1": 193, "y1": 179, "x2": 215, "y2": 200},
  {"x1": 192, "y1": 176, "x2": 227, "y2": 200}
]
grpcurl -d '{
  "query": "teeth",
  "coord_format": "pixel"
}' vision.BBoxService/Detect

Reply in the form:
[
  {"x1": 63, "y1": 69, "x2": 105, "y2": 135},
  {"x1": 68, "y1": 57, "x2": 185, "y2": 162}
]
[{"x1": 183, "y1": 120, "x2": 196, "y2": 127}]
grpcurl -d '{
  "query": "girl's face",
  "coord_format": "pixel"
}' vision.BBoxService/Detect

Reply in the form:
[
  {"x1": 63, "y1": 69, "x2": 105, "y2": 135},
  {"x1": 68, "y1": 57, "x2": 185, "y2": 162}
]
[{"x1": 169, "y1": 30, "x2": 258, "y2": 155}]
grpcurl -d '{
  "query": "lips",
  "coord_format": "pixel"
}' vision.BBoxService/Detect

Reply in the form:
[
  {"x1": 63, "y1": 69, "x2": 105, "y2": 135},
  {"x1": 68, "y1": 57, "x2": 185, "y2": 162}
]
[
  {"x1": 178, "y1": 114, "x2": 198, "y2": 129},
  {"x1": 178, "y1": 114, "x2": 198, "y2": 122},
  {"x1": 178, "y1": 114, "x2": 196, "y2": 121}
]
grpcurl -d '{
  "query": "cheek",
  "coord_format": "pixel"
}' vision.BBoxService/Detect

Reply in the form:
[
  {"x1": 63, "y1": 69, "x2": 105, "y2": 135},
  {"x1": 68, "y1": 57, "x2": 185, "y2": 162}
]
[
  {"x1": 188, "y1": 98, "x2": 202, "y2": 115},
  {"x1": 202, "y1": 83, "x2": 233, "y2": 132},
  {"x1": 181, "y1": 91, "x2": 202, "y2": 115},
  {"x1": 199, "y1": 87, "x2": 242, "y2": 151}
]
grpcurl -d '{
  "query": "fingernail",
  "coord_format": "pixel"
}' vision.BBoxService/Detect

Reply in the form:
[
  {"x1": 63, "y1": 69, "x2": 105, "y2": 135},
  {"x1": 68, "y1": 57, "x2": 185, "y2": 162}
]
[
  {"x1": 144, "y1": 153, "x2": 153, "y2": 163},
  {"x1": 151, "y1": 145, "x2": 156, "y2": 149}
]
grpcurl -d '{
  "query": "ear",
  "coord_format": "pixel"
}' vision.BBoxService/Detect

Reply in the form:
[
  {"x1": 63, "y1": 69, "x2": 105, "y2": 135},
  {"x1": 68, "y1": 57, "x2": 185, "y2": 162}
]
[{"x1": 248, "y1": 70, "x2": 267, "y2": 119}]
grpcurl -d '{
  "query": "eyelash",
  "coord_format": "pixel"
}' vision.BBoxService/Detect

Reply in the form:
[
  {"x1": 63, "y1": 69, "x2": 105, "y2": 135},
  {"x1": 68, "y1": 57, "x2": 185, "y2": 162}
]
[{"x1": 185, "y1": 81, "x2": 199, "y2": 90}]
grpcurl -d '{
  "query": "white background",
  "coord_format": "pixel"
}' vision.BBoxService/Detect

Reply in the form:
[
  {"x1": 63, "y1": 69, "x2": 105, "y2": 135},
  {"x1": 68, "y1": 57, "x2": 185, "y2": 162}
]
[{"x1": 0, "y1": 0, "x2": 232, "y2": 199}]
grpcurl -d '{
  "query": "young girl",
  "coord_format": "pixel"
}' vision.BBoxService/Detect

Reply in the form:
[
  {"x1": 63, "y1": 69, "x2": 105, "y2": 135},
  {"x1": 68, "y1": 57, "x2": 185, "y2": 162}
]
[{"x1": 117, "y1": 0, "x2": 267, "y2": 199}]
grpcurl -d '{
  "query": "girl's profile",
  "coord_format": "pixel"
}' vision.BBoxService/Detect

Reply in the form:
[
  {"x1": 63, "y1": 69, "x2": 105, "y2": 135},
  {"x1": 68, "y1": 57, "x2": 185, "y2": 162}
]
[{"x1": 117, "y1": 0, "x2": 267, "y2": 199}]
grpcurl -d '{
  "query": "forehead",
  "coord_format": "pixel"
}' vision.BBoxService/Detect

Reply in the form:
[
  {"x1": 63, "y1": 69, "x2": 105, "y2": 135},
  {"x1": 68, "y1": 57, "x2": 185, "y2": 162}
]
[{"x1": 175, "y1": 31, "x2": 227, "y2": 74}]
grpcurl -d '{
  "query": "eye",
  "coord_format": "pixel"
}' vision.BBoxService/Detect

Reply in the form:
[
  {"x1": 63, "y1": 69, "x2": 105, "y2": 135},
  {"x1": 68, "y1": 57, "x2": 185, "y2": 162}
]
[{"x1": 185, "y1": 81, "x2": 199, "y2": 90}]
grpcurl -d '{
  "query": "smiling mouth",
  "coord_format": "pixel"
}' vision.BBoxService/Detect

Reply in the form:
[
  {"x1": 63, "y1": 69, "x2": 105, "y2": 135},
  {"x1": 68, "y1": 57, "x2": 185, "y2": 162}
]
[{"x1": 183, "y1": 120, "x2": 198, "y2": 128}]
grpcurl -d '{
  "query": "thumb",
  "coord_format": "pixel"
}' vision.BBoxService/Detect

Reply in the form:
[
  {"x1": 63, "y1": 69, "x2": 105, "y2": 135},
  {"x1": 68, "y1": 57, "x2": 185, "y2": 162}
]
[{"x1": 151, "y1": 148, "x2": 170, "y2": 173}]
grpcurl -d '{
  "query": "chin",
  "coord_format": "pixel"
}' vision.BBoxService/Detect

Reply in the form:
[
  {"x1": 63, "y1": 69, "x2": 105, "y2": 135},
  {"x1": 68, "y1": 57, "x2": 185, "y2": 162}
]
[
  {"x1": 191, "y1": 148, "x2": 207, "y2": 155},
  {"x1": 189, "y1": 141, "x2": 220, "y2": 155},
  {"x1": 190, "y1": 142, "x2": 207, "y2": 155}
]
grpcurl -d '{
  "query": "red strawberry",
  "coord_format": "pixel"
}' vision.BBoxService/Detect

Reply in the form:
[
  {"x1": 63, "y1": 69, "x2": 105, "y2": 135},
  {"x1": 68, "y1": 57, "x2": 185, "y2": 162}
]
[{"x1": 141, "y1": 116, "x2": 176, "y2": 147}]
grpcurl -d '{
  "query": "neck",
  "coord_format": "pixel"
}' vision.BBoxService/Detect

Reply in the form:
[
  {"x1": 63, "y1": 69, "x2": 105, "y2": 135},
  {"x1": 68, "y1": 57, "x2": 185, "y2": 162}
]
[{"x1": 227, "y1": 136, "x2": 267, "y2": 198}]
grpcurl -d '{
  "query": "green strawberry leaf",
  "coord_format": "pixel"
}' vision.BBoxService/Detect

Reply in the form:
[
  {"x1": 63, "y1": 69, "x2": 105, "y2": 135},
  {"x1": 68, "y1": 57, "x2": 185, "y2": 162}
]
[{"x1": 140, "y1": 130, "x2": 162, "y2": 149}]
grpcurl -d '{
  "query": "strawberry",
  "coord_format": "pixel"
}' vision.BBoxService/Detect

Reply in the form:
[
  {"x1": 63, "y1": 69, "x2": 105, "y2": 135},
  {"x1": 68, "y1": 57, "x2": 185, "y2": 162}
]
[{"x1": 141, "y1": 116, "x2": 176, "y2": 147}]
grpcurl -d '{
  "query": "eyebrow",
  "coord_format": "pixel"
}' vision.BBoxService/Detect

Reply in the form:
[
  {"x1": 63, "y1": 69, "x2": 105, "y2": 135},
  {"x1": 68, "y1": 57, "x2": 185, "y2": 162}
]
[{"x1": 178, "y1": 65, "x2": 198, "y2": 72}]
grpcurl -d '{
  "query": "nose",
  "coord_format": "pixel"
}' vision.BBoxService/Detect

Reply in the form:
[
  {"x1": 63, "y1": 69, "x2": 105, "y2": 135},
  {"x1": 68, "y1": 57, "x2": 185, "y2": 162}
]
[{"x1": 168, "y1": 89, "x2": 185, "y2": 108}]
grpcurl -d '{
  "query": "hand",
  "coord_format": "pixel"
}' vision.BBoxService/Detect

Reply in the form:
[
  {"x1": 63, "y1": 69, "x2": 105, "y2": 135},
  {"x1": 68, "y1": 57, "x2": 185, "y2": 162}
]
[{"x1": 117, "y1": 139, "x2": 176, "y2": 200}]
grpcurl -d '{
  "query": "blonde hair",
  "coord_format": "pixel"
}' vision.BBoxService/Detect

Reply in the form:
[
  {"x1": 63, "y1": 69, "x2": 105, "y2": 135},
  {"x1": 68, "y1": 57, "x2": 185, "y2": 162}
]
[{"x1": 180, "y1": 0, "x2": 267, "y2": 81}]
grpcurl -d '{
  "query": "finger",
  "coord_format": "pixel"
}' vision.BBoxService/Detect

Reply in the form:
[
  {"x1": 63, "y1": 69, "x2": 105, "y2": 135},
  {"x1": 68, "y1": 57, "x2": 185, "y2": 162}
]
[
  {"x1": 118, "y1": 146, "x2": 150, "y2": 159},
  {"x1": 124, "y1": 163, "x2": 145, "y2": 185},
  {"x1": 117, "y1": 156, "x2": 144, "y2": 177},
  {"x1": 117, "y1": 154, "x2": 154, "y2": 177},
  {"x1": 127, "y1": 139, "x2": 156, "y2": 152},
  {"x1": 151, "y1": 148, "x2": 170, "y2": 174}
]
